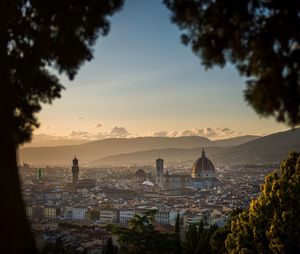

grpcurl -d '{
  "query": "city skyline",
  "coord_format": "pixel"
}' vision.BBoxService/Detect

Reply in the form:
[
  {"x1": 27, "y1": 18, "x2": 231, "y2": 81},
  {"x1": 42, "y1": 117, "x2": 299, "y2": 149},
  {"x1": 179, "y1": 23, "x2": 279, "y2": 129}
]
[{"x1": 31, "y1": 0, "x2": 288, "y2": 146}]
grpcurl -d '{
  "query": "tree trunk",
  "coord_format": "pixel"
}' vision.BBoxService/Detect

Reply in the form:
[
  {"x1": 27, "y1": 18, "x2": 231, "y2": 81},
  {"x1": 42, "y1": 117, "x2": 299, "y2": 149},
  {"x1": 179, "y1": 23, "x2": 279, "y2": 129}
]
[
  {"x1": 0, "y1": 51, "x2": 36, "y2": 254},
  {"x1": 0, "y1": 97, "x2": 36, "y2": 254}
]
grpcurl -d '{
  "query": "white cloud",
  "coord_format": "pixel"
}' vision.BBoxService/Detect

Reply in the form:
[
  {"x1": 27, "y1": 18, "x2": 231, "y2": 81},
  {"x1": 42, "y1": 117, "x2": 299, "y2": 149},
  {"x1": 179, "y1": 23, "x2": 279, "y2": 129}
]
[
  {"x1": 152, "y1": 130, "x2": 169, "y2": 137},
  {"x1": 151, "y1": 127, "x2": 240, "y2": 140},
  {"x1": 70, "y1": 131, "x2": 91, "y2": 140},
  {"x1": 110, "y1": 126, "x2": 130, "y2": 138},
  {"x1": 69, "y1": 126, "x2": 132, "y2": 140}
]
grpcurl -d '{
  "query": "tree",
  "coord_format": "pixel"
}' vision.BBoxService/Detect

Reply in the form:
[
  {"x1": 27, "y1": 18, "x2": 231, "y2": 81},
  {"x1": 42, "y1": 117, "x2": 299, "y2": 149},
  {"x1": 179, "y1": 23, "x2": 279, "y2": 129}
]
[
  {"x1": 182, "y1": 223, "x2": 198, "y2": 254},
  {"x1": 86, "y1": 209, "x2": 100, "y2": 221},
  {"x1": 194, "y1": 223, "x2": 219, "y2": 254},
  {"x1": 182, "y1": 220, "x2": 219, "y2": 254},
  {"x1": 225, "y1": 152, "x2": 300, "y2": 253},
  {"x1": 41, "y1": 237, "x2": 66, "y2": 254},
  {"x1": 103, "y1": 237, "x2": 114, "y2": 254},
  {"x1": 164, "y1": 0, "x2": 300, "y2": 126},
  {"x1": 174, "y1": 213, "x2": 182, "y2": 254},
  {"x1": 0, "y1": 1, "x2": 123, "y2": 252},
  {"x1": 113, "y1": 210, "x2": 175, "y2": 254},
  {"x1": 210, "y1": 209, "x2": 242, "y2": 254}
]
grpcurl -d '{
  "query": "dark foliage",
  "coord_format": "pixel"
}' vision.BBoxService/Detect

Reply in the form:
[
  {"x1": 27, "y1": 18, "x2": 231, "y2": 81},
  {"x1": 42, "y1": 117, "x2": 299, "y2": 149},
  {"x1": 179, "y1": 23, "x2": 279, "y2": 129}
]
[
  {"x1": 103, "y1": 237, "x2": 115, "y2": 254},
  {"x1": 175, "y1": 213, "x2": 181, "y2": 254},
  {"x1": 165, "y1": 0, "x2": 300, "y2": 126},
  {"x1": 183, "y1": 220, "x2": 219, "y2": 254},
  {"x1": 113, "y1": 210, "x2": 176, "y2": 254},
  {"x1": 1, "y1": 0, "x2": 123, "y2": 144},
  {"x1": 0, "y1": 1, "x2": 123, "y2": 252}
]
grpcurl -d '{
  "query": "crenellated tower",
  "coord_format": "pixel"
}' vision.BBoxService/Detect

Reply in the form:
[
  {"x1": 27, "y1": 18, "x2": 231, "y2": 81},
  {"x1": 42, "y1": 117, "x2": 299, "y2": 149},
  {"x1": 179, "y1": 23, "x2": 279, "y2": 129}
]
[{"x1": 72, "y1": 156, "x2": 79, "y2": 185}]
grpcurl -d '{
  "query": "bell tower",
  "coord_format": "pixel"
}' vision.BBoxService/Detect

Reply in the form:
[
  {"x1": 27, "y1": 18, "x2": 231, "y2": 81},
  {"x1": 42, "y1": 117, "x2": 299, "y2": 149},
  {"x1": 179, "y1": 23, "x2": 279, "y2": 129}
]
[
  {"x1": 156, "y1": 157, "x2": 164, "y2": 188},
  {"x1": 72, "y1": 156, "x2": 79, "y2": 185}
]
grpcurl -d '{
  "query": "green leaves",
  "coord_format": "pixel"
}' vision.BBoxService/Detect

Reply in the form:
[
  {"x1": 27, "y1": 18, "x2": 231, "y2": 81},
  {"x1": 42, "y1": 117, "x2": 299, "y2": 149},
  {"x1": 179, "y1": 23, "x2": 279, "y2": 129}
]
[{"x1": 225, "y1": 152, "x2": 300, "y2": 253}]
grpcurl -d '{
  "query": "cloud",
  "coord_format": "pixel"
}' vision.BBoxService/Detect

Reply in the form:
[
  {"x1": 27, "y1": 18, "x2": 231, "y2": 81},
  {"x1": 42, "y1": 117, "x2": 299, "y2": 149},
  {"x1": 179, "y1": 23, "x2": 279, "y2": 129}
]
[
  {"x1": 151, "y1": 127, "x2": 240, "y2": 140},
  {"x1": 168, "y1": 131, "x2": 179, "y2": 137},
  {"x1": 27, "y1": 127, "x2": 241, "y2": 148},
  {"x1": 152, "y1": 131, "x2": 169, "y2": 137},
  {"x1": 70, "y1": 126, "x2": 131, "y2": 140},
  {"x1": 69, "y1": 131, "x2": 91, "y2": 139},
  {"x1": 110, "y1": 126, "x2": 130, "y2": 138},
  {"x1": 31, "y1": 133, "x2": 69, "y2": 141}
]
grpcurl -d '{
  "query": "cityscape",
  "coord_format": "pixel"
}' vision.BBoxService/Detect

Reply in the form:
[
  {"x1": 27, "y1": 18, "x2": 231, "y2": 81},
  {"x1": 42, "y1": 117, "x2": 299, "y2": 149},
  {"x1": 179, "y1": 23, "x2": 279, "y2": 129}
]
[
  {"x1": 21, "y1": 145, "x2": 275, "y2": 252},
  {"x1": 2, "y1": 0, "x2": 300, "y2": 253}
]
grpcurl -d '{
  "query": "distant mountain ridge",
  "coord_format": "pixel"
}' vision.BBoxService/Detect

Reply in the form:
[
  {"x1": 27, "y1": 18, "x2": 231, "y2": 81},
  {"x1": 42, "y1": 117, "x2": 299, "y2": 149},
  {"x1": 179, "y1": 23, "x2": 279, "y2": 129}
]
[
  {"x1": 212, "y1": 128, "x2": 300, "y2": 165},
  {"x1": 93, "y1": 146, "x2": 226, "y2": 166},
  {"x1": 19, "y1": 135, "x2": 259, "y2": 165},
  {"x1": 85, "y1": 129, "x2": 300, "y2": 166}
]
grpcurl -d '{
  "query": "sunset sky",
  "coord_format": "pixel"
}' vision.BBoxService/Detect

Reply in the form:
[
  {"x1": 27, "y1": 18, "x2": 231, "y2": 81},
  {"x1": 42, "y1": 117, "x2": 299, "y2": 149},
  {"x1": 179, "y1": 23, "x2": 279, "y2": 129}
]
[{"x1": 30, "y1": 0, "x2": 288, "y2": 145}]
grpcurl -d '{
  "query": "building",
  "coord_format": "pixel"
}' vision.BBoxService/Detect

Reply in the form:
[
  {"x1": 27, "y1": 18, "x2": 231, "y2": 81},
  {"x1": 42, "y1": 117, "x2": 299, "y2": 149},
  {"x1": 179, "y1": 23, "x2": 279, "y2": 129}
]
[
  {"x1": 183, "y1": 213, "x2": 203, "y2": 228},
  {"x1": 61, "y1": 207, "x2": 73, "y2": 219},
  {"x1": 155, "y1": 157, "x2": 191, "y2": 189},
  {"x1": 119, "y1": 209, "x2": 137, "y2": 224},
  {"x1": 134, "y1": 169, "x2": 147, "y2": 182},
  {"x1": 76, "y1": 179, "x2": 97, "y2": 190},
  {"x1": 163, "y1": 172, "x2": 192, "y2": 190},
  {"x1": 155, "y1": 149, "x2": 217, "y2": 190},
  {"x1": 155, "y1": 210, "x2": 178, "y2": 225},
  {"x1": 71, "y1": 156, "x2": 79, "y2": 185},
  {"x1": 99, "y1": 209, "x2": 119, "y2": 224},
  {"x1": 66, "y1": 157, "x2": 96, "y2": 190},
  {"x1": 26, "y1": 206, "x2": 33, "y2": 218},
  {"x1": 156, "y1": 158, "x2": 164, "y2": 188},
  {"x1": 44, "y1": 207, "x2": 60, "y2": 219},
  {"x1": 72, "y1": 207, "x2": 88, "y2": 220},
  {"x1": 191, "y1": 149, "x2": 218, "y2": 188}
]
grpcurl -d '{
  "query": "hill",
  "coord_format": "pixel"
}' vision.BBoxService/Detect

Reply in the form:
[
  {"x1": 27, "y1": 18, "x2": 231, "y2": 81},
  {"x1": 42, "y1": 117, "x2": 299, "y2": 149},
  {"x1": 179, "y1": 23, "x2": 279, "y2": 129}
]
[
  {"x1": 212, "y1": 128, "x2": 300, "y2": 165},
  {"x1": 19, "y1": 135, "x2": 259, "y2": 165},
  {"x1": 93, "y1": 146, "x2": 225, "y2": 166},
  {"x1": 92, "y1": 129, "x2": 300, "y2": 166}
]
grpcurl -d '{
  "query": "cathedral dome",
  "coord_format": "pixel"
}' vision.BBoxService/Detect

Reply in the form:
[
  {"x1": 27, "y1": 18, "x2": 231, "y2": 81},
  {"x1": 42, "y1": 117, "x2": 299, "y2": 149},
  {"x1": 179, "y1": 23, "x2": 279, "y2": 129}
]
[
  {"x1": 135, "y1": 169, "x2": 146, "y2": 178},
  {"x1": 191, "y1": 149, "x2": 215, "y2": 179}
]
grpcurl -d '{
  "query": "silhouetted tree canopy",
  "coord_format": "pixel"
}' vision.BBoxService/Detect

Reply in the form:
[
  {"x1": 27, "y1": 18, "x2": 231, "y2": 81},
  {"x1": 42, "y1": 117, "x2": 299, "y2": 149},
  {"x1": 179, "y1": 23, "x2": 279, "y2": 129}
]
[
  {"x1": 0, "y1": 1, "x2": 123, "y2": 252},
  {"x1": 165, "y1": 0, "x2": 300, "y2": 126},
  {"x1": 103, "y1": 237, "x2": 115, "y2": 254},
  {"x1": 112, "y1": 210, "x2": 175, "y2": 254},
  {"x1": 174, "y1": 213, "x2": 181, "y2": 254},
  {"x1": 225, "y1": 152, "x2": 300, "y2": 253},
  {"x1": 1, "y1": 0, "x2": 123, "y2": 145}
]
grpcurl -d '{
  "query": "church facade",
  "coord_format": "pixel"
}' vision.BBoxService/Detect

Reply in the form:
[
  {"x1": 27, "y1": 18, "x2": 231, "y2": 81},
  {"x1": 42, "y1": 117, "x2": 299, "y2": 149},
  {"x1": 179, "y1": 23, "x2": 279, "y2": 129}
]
[{"x1": 155, "y1": 149, "x2": 218, "y2": 189}]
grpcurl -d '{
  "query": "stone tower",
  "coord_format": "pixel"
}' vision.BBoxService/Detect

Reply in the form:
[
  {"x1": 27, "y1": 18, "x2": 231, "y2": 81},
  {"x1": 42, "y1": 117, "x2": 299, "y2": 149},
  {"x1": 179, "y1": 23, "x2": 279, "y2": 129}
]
[
  {"x1": 156, "y1": 157, "x2": 164, "y2": 188},
  {"x1": 72, "y1": 156, "x2": 79, "y2": 185}
]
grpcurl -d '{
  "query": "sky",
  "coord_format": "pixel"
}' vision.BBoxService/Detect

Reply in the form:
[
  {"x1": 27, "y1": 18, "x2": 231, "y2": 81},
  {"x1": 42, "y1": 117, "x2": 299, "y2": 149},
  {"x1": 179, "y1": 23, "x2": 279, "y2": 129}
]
[{"x1": 30, "y1": 0, "x2": 288, "y2": 146}]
